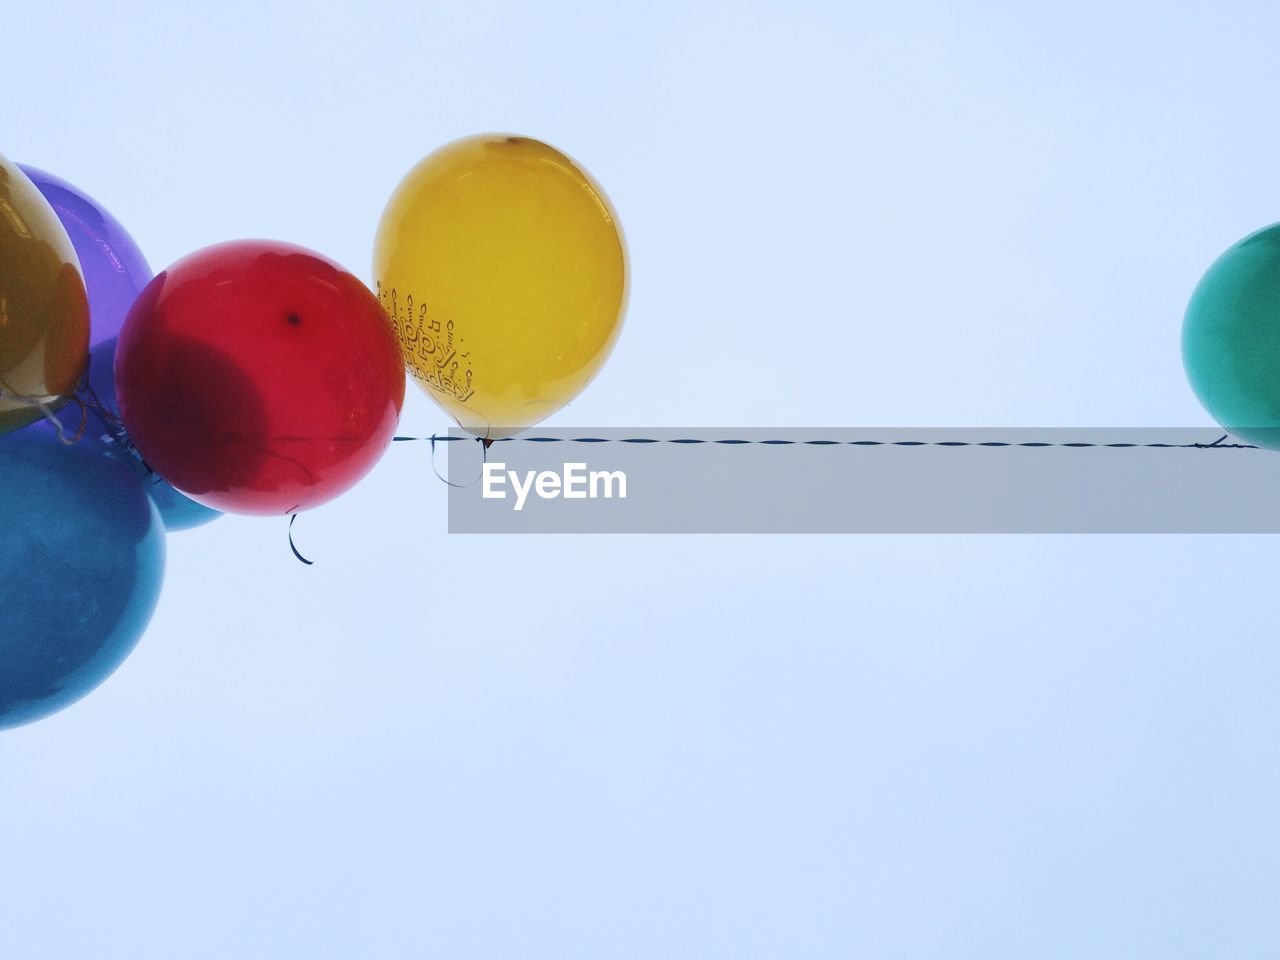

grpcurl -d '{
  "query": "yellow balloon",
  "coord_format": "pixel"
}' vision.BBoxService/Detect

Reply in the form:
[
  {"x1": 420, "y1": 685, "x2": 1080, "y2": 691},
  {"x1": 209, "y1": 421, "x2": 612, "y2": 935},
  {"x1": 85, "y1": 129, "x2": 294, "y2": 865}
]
[
  {"x1": 0, "y1": 155, "x2": 88, "y2": 435},
  {"x1": 374, "y1": 134, "x2": 627, "y2": 437}
]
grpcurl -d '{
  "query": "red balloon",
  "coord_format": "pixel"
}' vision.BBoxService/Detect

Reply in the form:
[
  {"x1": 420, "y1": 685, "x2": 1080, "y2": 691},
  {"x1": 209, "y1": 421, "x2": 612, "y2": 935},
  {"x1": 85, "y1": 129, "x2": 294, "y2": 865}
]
[{"x1": 115, "y1": 240, "x2": 405, "y2": 515}]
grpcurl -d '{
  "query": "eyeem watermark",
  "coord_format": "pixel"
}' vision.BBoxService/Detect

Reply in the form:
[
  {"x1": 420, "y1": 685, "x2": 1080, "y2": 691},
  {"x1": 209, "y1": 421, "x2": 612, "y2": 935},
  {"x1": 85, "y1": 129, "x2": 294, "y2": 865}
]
[
  {"x1": 482, "y1": 462, "x2": 628, "y2": 511},
  {"x1": 448, "y1": 428, "x2": 1280, "y2": 533}
]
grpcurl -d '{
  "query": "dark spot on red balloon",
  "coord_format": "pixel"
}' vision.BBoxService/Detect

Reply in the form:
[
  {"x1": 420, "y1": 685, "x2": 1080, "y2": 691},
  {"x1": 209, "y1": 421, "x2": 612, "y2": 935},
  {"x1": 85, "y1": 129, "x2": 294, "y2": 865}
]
[{"x1": 115, "y1": 240, "x2": 405, "y2": 515}]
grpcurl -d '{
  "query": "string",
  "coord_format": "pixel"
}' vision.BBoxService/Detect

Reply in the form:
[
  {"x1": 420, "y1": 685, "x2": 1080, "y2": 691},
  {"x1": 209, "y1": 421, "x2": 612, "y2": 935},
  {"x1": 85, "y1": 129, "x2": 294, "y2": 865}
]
[
  {"x1": 288, "y1": 514, "x2": 314, "y2": 566},
  {"x1": 394, "y1": 433, "x2": 492, "y2": 486},
  {"x1": 279, "y1": 431, "x2": 1256, "y2": 565},
  {"x1": 0, "y1": 384, "x2": 87, "y2": 444},
  {"x1": 390, "y1": 432, "x2": 1251, "y2": 449}
]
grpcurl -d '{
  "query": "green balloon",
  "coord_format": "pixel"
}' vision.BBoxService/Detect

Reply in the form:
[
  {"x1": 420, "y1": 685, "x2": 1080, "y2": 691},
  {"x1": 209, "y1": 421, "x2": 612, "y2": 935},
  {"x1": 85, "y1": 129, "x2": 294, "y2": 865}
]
[{"x1": 1184, "y1": 223, "x2": 1280, "y2": 449}]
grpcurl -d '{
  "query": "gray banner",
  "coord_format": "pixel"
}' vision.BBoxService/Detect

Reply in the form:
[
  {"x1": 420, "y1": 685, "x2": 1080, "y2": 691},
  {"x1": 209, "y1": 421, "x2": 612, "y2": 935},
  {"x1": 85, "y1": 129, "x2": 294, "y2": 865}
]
[{"x1": 444, "y1": 429, "x2": 1277, "y2": 533}]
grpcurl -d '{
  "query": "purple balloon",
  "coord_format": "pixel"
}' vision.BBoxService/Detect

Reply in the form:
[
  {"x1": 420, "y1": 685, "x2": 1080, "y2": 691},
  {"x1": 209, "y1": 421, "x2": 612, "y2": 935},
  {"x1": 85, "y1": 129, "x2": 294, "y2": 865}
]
[{"x1": 17, "y1": 164, "x2": 151, "y2": 346}]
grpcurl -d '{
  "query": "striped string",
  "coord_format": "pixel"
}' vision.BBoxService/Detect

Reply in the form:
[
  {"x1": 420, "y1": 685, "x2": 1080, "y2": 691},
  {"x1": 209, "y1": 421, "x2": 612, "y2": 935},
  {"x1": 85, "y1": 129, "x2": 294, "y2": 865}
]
[
  {"x1": 286, "y1": 431, "x2": 1255, "y2": 564},
  {"x1": 394, "y1": 434, "x2": 1252, "y2": 449}
]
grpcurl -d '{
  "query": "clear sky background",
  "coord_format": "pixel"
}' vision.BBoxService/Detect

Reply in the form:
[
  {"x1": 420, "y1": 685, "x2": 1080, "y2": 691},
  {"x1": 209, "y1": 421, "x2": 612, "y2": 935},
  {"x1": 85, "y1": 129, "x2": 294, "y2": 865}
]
[{"x1": 4, "y1": 1, "x2": 1280, "y2": 957}]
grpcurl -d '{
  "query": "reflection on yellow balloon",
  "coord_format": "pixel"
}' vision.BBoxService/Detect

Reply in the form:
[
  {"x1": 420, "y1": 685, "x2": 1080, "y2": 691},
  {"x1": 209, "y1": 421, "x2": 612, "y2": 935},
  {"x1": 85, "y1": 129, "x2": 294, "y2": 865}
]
[
  {"x1": 374, "y1": 134, "x2": 627, "y2": 437},
  {"x1": 0, "y1": 155, "x2": 88, "y2": 435}
]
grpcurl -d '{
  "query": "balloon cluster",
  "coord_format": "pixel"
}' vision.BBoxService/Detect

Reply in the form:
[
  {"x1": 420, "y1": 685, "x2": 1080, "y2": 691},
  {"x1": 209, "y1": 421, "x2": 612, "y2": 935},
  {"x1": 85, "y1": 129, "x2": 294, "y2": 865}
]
[{"x1": 0, "y1": 134, "x2": 628, "y2": 730}]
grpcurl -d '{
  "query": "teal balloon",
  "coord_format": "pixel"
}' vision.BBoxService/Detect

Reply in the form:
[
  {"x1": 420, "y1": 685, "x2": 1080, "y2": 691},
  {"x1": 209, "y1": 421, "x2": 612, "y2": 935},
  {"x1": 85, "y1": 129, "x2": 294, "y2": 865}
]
[
  {"x1": 1184, "y1": 223, "x2": 1280, "y2": 449},
  {"x1": 0, "y1": 431, "x2": 165, "y2": 730}
]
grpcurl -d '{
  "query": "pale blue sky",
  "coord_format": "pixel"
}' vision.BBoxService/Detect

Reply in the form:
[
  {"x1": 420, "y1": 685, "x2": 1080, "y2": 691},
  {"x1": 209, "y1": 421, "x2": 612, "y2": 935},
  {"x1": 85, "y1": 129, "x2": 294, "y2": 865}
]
[{"x1": 4, "y1": 1, "x2": 1280, "y2": 957}]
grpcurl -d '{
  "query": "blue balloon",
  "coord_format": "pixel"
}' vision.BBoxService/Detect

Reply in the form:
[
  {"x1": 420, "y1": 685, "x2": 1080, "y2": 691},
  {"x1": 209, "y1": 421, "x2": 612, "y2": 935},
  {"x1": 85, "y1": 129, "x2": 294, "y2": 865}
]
[
  {"x1": 0, "y1": 431, "x2": 166, "y2": 730},
  {"x1": 145, "y1": 471, "x2": 225, "y2": 532},
  {"x1": 34, "y1": 336, "x2": 221, "y2": 532}
]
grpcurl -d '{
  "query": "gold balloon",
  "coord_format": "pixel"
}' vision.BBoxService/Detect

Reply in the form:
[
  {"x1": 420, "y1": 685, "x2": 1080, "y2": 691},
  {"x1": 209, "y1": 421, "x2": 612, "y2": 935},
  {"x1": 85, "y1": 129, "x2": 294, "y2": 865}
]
[
  {"x1": 374, "y1": 134, "x2": 627, "y2": 437},
  {"x1": 0, "y1": 155, "x2": 88, "y2": 435}
]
